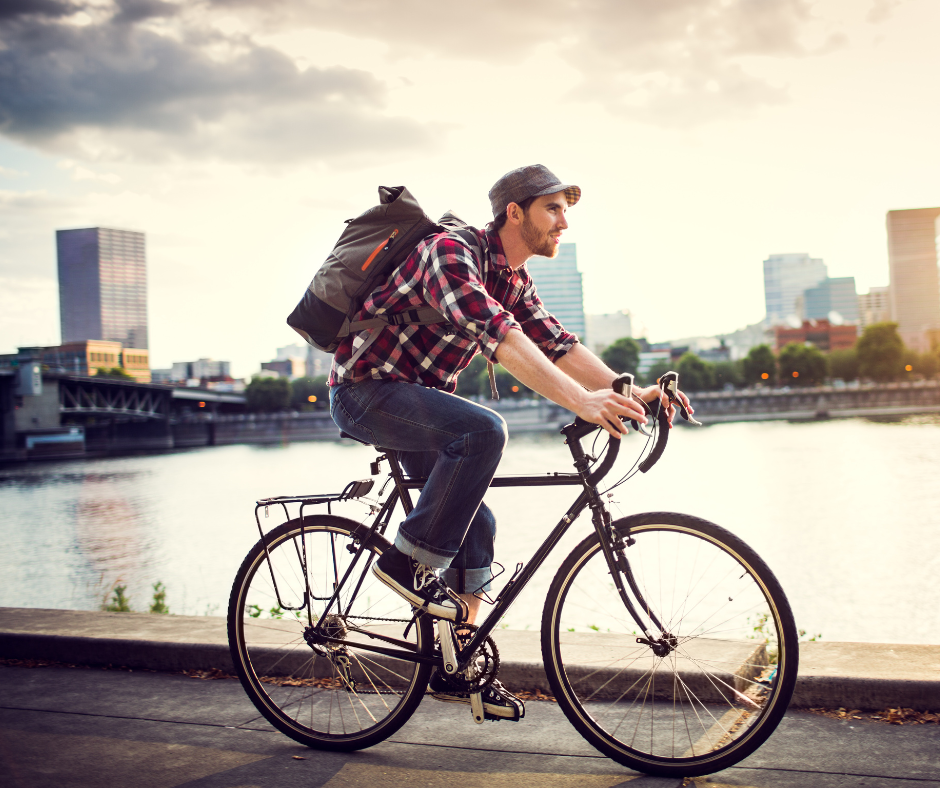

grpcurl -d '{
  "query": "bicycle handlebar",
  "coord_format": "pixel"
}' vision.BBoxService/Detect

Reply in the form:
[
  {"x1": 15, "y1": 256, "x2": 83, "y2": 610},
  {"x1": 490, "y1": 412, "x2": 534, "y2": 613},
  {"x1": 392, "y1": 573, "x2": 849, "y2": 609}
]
[
  {"x1": 566, "y1": 370, "x2": 700, "y2": 486},
  {"x1": 582, "y1": 373, "x2": 633, "y2": 486}
]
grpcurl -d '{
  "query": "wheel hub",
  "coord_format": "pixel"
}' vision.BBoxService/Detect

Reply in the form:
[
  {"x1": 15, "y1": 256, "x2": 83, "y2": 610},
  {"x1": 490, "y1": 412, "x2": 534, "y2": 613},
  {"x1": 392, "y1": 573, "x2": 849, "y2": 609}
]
[
  {"x1": 637, "y1": 632, "x2": 678, "y2": 658},
  {"x1": 303, "y1": 615, "x2": 348, "y2": 654}
]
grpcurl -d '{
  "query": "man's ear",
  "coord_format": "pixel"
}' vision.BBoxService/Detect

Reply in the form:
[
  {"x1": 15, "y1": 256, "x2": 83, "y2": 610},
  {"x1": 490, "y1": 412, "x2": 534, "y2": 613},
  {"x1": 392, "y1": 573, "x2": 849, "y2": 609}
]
[{"x1": 506, "y1": 202, "x2": 524, "y2": 225}]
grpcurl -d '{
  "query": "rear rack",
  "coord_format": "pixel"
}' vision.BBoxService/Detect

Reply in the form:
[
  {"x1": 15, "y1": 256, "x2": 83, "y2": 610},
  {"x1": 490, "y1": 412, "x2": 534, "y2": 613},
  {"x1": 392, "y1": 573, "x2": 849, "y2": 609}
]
[{"x1": 256, "y1": 478, "x2": 375, "y2": 507}]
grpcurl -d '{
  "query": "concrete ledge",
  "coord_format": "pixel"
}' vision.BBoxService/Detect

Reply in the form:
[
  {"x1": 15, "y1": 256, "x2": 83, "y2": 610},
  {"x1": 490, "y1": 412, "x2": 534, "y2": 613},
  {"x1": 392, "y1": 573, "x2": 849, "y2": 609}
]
[{"x1": 2, "y1": 608, "x2": 938, "y2": 711}]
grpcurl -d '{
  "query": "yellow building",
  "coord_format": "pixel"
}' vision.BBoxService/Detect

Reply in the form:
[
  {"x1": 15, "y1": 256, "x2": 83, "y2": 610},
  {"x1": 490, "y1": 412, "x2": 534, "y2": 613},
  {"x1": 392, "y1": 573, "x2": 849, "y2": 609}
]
[{"x1": 41, "y1": 341, "x2": 151, "y2": 383}]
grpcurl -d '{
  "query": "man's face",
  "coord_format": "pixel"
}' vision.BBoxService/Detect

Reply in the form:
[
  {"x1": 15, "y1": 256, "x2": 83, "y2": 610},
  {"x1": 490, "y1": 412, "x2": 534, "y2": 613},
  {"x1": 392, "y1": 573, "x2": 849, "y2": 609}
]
[{"x1": 519, "y1": 191, "x2": 569, "y2": 259}]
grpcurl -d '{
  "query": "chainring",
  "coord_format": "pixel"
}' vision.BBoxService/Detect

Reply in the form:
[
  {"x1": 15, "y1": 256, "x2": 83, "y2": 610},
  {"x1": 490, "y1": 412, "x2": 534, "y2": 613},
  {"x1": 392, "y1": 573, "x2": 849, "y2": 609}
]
[{"x1": 437, "y1": 623, "x2": 499, "y2": 694}]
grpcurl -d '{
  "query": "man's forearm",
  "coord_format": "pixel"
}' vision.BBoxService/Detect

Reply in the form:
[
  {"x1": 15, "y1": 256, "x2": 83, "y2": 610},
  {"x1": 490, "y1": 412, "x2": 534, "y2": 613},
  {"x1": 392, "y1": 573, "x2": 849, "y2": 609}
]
[
  {"x1": 495, "y1": 330, "x2": 651, "y2": 436},
  {"x1": 493, "y1": 330, "x2": 587, "y2": 412},
  {"x1": 555, "y1": 343, "x2": 618, "y2": 391}
]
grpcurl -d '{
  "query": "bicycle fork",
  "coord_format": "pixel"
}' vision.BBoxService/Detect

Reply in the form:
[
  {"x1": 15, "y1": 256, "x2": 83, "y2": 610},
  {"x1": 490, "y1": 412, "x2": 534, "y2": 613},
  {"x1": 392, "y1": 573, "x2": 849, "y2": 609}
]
[{"x1": 591, "y1": 503, "x2": 677, "y2": 658}]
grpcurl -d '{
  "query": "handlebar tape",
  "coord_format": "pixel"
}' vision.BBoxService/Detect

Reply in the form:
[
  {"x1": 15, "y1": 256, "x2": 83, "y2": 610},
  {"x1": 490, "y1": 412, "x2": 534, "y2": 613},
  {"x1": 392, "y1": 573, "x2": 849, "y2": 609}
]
[
  {"x1": 637, "y1": 405, "x2": 671, "y2": 473},
  {"x1": 582, "y1": 373, "x2": 632, "y2": 487}
]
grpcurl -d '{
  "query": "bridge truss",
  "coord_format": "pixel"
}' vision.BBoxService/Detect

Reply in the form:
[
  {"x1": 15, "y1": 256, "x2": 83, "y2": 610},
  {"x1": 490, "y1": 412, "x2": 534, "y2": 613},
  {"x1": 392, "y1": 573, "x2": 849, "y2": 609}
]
[{"x1": 59, "y1": 378, "x2": 171, "y2": 421}]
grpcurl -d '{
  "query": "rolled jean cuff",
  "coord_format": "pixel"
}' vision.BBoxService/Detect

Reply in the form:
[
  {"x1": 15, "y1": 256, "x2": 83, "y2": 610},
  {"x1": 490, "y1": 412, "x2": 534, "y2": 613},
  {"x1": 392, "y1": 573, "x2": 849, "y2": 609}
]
[
  {"x1": 394, "y1": 531, "x2": 455, "y2": 570},
  {"x1": 440, "y1": 566, "x2": 493, "y2": 594}
]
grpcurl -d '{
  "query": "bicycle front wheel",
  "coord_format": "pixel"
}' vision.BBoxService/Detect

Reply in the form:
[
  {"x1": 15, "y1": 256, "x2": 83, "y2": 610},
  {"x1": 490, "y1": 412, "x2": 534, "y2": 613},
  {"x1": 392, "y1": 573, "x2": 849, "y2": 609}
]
[
  {"x1": 542, "y1": 512, "x2": 798, "y2": 778},
  {"x1": 228, "y1": 515, "x2": 433, "y2": 750}
]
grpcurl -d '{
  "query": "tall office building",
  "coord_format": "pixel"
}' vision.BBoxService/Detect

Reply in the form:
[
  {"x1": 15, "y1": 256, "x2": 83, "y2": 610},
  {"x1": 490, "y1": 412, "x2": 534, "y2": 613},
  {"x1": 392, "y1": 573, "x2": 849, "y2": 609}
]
[
  {"x1": 584, "y1": 310, "x2": 633, "y2": 354},
  {"x1": 57, "y1": 227, "x2": 148, "y2": 349},
  {"x1": 803, "y1": 277, "x2": 860, "y2": 324},
  {"x1": 763, "y1": 253, "x2": 828, "y2": 326},
  {"x1": 886, "y1": 208, "x2": 940, "y2": 352},
  {"x1": 858, "y1": 286, "x2": 891, "y2": 329},
  {"x1": 524, "y1": 243, "x2": 586, "y2": 338}
]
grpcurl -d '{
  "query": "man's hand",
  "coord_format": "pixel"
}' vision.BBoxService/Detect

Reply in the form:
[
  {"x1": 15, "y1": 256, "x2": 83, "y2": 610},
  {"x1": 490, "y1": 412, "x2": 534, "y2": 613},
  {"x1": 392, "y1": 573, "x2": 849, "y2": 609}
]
[
  {"x1": 633, "y1": 383, "x2": 694, "y2": 429},
  {"x1": 575, "y1": 388, "x2": 649, "y2": 439}
]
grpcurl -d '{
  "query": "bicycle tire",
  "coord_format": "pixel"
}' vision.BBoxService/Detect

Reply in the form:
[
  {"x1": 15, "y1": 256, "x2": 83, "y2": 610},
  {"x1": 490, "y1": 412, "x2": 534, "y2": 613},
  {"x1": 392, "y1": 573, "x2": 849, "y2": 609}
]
[
  {"x1": 227, "y1": 514, "x2": 433, "y2": 750},
  {"x1": 542, "y1": 512, "x2": 798, "y2": 778}
]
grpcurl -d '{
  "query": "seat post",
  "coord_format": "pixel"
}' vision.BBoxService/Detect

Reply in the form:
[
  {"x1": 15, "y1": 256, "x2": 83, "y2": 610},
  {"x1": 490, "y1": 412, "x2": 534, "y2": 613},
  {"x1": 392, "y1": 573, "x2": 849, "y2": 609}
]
[{"x1": 377, "y1": 448, "x2": 415, "y2": 515}]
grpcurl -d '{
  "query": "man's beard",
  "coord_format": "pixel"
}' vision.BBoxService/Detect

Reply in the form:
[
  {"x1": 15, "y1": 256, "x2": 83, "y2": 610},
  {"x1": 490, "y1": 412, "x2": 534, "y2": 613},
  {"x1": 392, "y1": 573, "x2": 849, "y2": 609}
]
[{"x1": 521, "y1": 214, "x2": 558, "y2": 258}]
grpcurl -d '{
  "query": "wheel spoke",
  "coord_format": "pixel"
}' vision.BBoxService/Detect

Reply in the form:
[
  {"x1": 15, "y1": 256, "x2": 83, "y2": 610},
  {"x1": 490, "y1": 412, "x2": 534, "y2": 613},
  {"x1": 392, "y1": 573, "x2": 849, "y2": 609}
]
[
  {"x1": 228, "y1": 516, "x2": 431, "y2": 748},
  {"x1": 545, "y1": 514, "x2": 797, "y2": 777}
]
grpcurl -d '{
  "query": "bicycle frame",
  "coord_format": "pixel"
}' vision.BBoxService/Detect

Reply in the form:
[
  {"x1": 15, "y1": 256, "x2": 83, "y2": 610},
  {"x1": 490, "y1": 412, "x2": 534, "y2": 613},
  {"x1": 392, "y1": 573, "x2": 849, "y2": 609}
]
[{"x1": 255, "y1": 420, "x2": 672, "y2": 674}]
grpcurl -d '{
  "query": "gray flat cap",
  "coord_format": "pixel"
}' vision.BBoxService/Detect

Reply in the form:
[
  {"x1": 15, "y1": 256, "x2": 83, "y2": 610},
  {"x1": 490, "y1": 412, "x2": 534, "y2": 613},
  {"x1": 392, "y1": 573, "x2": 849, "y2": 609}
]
[{"x1": 488, "y1": 164, "x2": 581, "y2": 218}]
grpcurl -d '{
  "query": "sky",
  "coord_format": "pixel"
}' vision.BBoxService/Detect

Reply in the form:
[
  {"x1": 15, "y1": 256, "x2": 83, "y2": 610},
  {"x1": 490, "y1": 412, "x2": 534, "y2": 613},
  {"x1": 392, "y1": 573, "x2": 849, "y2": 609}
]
[{"x1": 1, "y1": 0, "x2": 938, "y2": 377}]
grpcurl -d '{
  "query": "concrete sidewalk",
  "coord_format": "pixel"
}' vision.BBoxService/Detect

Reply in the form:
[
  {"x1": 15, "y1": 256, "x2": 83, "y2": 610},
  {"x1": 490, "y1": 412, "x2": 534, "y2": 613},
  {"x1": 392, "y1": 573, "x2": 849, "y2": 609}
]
[
  {"x1": 1, "y1": 607, "x2": 939, "y2": 711},
  {"x1": 1, "y1": 659, "x2": 939, "y2": 787}
]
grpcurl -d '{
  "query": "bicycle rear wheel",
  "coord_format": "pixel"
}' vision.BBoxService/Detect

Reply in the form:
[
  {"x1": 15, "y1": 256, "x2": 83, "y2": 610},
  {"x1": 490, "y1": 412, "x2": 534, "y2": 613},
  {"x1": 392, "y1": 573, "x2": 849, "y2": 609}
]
[
  {"x1": 542, "y1": 512, "x2": 798, "y2": 777},
  {"x1": 228, "y1": 514, "x2": 433, "y2": 750}
]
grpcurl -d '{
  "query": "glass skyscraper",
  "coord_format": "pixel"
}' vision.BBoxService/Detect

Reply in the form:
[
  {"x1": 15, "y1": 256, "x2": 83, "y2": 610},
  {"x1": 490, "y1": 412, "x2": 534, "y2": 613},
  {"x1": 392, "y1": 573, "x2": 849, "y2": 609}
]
[
  {"x1": 57, "y1": 227, "x2": 148, "y2": 349},
  {"x1": 524, "y1": 243, "x2": 586, "y2": 339},
  {"x1": 803, "y1": 277, "x2": 860, "y2": 323},
  {"x1": 763, "y1": 252, "x2": 828, "y2": 325}
]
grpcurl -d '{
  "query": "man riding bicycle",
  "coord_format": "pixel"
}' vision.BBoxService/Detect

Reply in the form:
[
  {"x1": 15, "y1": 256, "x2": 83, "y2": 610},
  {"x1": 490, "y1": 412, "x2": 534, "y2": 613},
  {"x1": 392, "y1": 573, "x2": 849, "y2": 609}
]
[{"x1": 329, "y1": 164, "x2": 690, "y2": 720}]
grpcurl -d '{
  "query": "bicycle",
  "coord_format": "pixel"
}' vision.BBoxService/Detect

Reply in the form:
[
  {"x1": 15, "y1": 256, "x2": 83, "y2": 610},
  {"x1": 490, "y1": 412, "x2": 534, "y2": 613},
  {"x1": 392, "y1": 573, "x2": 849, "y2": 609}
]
[{"x1": 227, "y1": 372, "x2": 798, "y2": 778}]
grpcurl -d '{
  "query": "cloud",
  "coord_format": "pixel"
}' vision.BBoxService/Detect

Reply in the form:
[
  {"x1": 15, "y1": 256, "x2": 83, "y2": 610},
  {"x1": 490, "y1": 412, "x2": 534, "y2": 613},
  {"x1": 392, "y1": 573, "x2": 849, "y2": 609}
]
[
  {"x1": 111, "y1": 0, "x2": 179, "y2": 25},
  {"x1": 867, "y1": 0, "x2": 903, "y2": 24},
  {"x1": 204, "y1": 0, "x2": 823, "y2": 127},
  {"x1": 0, "y1": 0, "x2": 79, "y2": 20},
  {"x1": 57, "y1": 159, "x2": 122, "y2": 184},
  {"x1": 0, "y1": 1, "x2": 435, "y2": 163}
]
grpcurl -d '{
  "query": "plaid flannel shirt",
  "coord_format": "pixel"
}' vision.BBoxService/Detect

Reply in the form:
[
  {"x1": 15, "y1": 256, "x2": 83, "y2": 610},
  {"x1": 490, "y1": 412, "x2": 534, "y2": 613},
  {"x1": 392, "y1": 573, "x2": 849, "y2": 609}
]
[{"x1": 329, "y1": 224, "x2": 578, "y2": 392}]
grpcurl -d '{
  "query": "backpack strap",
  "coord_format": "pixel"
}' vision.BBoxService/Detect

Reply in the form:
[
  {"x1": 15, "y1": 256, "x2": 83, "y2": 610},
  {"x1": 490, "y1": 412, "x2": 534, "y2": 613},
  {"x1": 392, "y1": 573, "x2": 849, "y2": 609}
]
[
  {"x1": 346, "y1": 229, "x2": 501, "y2": 399},
  {"x1": 346, "y1": 307, "x2": 443, "y2": 365}
]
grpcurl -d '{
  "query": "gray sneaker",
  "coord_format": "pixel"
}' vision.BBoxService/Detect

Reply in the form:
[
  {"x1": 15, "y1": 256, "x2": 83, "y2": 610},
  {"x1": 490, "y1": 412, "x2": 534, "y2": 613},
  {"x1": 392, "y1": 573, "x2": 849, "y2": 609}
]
[{"x1": 373, "y1": 547, "x2": 466, "y2": 621}]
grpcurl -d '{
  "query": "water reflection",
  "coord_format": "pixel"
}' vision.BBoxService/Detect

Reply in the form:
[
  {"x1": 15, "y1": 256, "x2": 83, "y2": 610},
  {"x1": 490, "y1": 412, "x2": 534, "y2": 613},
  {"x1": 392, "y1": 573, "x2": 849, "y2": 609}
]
[{"x1": 70, "y1": 477, "x2": 154, "y2": 608}]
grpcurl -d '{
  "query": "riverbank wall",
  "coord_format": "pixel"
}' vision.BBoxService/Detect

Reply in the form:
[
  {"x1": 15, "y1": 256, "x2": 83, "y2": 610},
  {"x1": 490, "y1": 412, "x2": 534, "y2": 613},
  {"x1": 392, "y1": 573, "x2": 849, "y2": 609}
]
[{"x1": 2, "y1": 607, "x2": 938, "y2": 711}]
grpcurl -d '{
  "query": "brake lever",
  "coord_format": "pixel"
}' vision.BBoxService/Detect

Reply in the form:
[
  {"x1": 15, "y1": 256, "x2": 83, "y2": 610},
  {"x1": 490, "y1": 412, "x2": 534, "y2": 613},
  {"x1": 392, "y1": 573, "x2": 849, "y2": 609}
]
[
  {"x1": 630, "y1": 397, "x2": 654, "y2": 437},
  {"x1": 613, "y1": 373, "x2": 652, "y2": 436},
  {"x1": 657, "y1": 371, "x2": 703, "y2": 426}
]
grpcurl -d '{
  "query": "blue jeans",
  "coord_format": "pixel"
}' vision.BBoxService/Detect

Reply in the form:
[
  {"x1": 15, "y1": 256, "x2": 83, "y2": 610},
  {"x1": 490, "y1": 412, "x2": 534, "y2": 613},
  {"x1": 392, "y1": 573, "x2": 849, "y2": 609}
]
[{"x1": 330, "y1": 379, "x2": 507, "y2": 593}]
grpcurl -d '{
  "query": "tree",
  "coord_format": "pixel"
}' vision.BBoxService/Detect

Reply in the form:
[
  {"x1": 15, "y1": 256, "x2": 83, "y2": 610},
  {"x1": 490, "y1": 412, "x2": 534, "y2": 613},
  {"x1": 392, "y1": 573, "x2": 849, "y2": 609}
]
[
  {"x1": 291, "y1": 376, "x2": 329, "y2": 410},
  {"x1": 857, "y1": 322, "x2": 904, "y2": 382},
  {"x1": 601, "y1": 337, "x2": 640, "y2": 377},
  {"x1": 245, "y1": 376, "x2": 291, "y2": 412},
  {"x1": 95, "y1": 367, "x2": 134, "y2": 381},
  {"x1": 902, "y1": 348, "x2": 939, "y2": 379},
  {"x1": 712, "y1": 360, "x2": 742, "y2": 390},
  {"x1": 828, "y1": 348, "x2": 859, "y2": 382},
  {"x1": 488, "y1": 364, "x2": 532, "y2": 399},
  {"x1": 777, "y1": 343, "x2": 827, "y2": 386},
  {"x1": 455, "y1": 355, "x2": 488, "y2": 398},
  {"x1": 644, "y1": 360, "x2": 673, "y2": 386},
  {"x1": 676, "y1": 353, "x2": 714, "y2": 392},
  {"x1": 742, "y1": 345, "x2": 776, "y2": 387}
]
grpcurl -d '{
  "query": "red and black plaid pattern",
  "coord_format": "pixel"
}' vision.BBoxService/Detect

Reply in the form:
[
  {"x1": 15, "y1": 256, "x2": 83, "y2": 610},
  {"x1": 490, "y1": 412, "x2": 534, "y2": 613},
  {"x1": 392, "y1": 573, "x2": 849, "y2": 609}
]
[{"x1": 330, "y1": 225, "x2": 577, "y2": 392}]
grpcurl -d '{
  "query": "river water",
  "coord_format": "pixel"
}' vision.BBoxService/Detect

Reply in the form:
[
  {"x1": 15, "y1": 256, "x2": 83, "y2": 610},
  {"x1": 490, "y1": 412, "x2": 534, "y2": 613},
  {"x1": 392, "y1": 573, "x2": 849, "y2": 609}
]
[{"x1": 2, "y1": 415, "x2": 938, "y2": 645}]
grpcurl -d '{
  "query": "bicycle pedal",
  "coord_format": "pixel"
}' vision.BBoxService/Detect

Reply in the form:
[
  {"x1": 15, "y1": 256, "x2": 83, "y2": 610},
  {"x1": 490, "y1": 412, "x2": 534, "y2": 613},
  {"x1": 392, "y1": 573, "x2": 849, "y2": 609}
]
[{"x1": 470, "y1": 692, "x2": 484, "y2": 724}]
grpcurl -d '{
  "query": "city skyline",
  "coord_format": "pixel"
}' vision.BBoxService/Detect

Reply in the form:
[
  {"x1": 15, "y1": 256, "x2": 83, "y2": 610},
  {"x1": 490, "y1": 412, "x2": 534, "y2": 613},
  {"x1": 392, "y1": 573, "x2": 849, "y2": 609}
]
[{"x1": 1, "y1": 1, "x2": 939, "y2": 377}]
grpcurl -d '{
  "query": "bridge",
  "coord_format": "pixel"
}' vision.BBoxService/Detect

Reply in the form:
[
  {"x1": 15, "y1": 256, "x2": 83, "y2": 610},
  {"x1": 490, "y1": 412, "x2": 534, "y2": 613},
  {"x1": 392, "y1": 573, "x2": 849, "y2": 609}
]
[
  {"x1": 1, "y1": 373, "x2": 248, "y2": 459},
  {"x1": 55, "y1": 375, "x2": 245, "y2": 421}
]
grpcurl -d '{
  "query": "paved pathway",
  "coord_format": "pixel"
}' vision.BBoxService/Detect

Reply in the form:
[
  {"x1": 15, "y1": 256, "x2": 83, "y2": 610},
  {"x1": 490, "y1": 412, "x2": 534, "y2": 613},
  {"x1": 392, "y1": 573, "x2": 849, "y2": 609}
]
[{"x1": 1, "y1": 663, "x2": 938, "y2": 788}]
